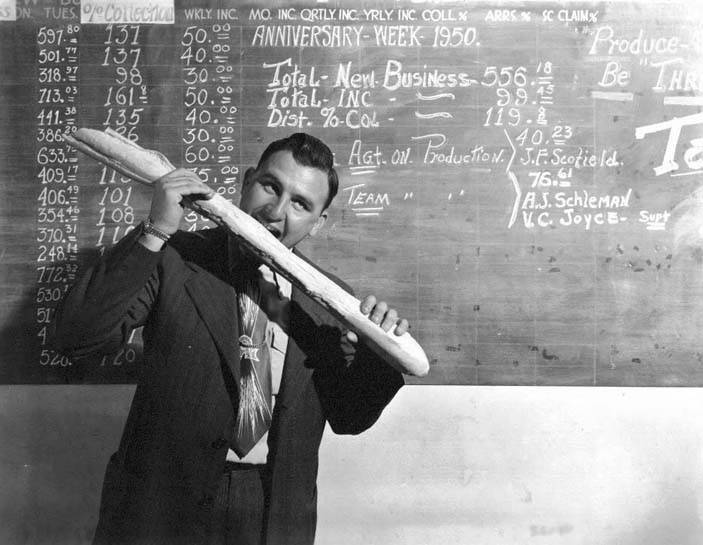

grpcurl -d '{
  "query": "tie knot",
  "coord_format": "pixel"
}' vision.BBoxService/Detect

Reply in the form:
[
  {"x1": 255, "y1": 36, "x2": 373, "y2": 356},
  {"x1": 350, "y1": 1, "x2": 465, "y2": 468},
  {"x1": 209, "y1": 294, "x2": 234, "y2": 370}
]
[{"x1": 238, "y1": 334, "x2": 267, "y2": 361}]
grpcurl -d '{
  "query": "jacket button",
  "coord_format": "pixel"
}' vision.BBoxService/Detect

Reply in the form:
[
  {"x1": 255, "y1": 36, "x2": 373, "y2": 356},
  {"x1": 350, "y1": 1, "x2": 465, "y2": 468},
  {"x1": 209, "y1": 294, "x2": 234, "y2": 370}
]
[{"x1": 211, "y1": 438, "x2": 227, "y2": 449}]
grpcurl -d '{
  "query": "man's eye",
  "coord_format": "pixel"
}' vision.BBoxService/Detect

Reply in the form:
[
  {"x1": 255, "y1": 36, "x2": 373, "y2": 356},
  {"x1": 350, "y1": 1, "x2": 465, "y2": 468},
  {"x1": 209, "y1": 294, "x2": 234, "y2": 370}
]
[
  {"x1": 261, "y1": 182, "x2": 276, "y2": 193},
  {"x1": 293, "y1": 200, "x2": 309, "y2": 211}
]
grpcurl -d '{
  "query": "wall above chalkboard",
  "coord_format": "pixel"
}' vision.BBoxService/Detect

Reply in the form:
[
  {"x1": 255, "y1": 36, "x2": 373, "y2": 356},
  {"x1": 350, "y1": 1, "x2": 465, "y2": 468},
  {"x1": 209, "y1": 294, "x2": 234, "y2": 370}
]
[{"x1": 1, "y1": 0, "x2": 703, "y2": 385}]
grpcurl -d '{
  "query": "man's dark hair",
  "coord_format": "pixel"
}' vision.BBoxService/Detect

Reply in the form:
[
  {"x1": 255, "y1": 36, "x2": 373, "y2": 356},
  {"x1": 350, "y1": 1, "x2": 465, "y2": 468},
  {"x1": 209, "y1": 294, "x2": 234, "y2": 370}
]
[{"x1": 257, "y1": 132, "x2": 339, "y2": 210}]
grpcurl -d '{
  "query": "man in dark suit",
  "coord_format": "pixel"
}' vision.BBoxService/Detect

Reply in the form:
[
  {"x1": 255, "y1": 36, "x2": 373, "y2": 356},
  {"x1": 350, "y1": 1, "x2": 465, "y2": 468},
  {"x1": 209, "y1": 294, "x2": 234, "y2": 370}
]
[{"x1": 55, "y1": 133, "x2": 406, "y2": 545}]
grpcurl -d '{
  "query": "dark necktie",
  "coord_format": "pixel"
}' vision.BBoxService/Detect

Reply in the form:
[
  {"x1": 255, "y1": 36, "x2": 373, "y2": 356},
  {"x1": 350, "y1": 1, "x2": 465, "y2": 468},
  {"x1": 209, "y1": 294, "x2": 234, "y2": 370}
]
[{"x1": 233, "y1": 270, "x2": 272, "y2": 457}]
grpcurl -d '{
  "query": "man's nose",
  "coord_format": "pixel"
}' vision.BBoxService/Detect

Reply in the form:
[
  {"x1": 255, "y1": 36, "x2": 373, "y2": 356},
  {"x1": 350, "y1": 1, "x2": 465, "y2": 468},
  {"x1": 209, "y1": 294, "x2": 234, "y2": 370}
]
[{"x1": 263, "y1": 197, "x2": 287, "y2": 221}]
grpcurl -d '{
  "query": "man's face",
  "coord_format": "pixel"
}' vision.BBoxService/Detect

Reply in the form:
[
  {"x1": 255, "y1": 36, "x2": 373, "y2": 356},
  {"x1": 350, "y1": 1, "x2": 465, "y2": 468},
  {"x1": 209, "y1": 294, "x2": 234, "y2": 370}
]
[{"x1": 239, "y1": 150, "x2": 329, "y2": 249}]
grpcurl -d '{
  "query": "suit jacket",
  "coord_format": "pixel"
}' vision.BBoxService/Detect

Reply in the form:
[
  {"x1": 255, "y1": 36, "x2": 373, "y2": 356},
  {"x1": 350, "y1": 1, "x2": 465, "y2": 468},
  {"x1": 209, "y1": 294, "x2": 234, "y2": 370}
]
[{"x1": 54, "y1": 226, "x2": 404, "y2": 545}]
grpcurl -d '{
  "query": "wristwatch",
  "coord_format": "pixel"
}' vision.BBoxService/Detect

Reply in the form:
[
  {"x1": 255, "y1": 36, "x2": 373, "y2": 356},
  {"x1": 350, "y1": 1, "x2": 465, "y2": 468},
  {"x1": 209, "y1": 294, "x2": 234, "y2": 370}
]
[{"x1": 142, "y1": 217, "x2": 171, "y2": 242}]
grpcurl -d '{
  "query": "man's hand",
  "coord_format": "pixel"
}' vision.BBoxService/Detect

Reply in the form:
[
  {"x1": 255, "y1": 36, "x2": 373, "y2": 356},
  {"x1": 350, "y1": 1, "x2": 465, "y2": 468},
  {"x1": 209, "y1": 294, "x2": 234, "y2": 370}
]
[
  {"x1": 345, "y1": 295, "x2": 410, "y2": 344},
  {"x1": 148, "y1": 168, "x2": 214, "y2": 235}
]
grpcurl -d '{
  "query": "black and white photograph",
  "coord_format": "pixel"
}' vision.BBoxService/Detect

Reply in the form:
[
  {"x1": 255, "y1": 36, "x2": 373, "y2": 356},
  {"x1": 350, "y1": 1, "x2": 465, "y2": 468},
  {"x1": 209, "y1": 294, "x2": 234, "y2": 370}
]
[{"x1": 2, "y1": 1, "x2": 703, "y2": 544}]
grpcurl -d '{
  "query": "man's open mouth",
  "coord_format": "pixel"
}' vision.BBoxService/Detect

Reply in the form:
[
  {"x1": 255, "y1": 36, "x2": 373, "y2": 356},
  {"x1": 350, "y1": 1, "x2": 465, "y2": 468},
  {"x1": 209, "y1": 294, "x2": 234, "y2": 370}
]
[{"x1": 263, "y1": 225, "x2": 282, "y2": 240}]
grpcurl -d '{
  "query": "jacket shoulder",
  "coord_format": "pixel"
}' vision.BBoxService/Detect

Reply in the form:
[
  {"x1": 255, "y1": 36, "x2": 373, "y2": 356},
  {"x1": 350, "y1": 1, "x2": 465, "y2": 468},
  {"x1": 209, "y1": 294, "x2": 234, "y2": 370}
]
[{"x1": 167, "y1": 227, "x2": 228, "y2": 269}]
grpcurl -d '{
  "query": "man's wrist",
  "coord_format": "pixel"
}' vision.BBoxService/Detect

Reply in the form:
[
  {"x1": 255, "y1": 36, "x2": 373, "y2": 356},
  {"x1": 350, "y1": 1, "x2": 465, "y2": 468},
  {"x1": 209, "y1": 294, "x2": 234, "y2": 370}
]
[
  {"x1": 139, "y1": 218, "x2": 171, "y2": 252},
  {"x1": 143, "y1": 217, "x2": 172, "y2": 241}
]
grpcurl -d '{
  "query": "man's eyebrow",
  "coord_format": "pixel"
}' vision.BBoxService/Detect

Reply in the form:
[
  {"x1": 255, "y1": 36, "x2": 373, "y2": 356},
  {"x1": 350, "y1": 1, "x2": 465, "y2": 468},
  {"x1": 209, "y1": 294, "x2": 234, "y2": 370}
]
[{"x1": 256, "y1": 172, "x2": 281, "y2": 187}]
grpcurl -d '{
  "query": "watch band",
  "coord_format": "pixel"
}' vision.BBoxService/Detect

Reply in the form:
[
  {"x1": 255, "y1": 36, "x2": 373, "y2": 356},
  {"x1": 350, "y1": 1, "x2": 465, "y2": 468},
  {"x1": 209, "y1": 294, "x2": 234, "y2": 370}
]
[{"x1": 142, "y1": 218, "x2": 171, "y2": 242}]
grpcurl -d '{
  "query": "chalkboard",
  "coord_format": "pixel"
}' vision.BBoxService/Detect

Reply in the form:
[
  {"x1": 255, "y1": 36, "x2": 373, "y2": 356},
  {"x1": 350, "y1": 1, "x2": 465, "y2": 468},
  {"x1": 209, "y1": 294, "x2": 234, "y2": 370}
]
[{"x1": 2, "y1": 0, "x2": 703, "y2": 385}]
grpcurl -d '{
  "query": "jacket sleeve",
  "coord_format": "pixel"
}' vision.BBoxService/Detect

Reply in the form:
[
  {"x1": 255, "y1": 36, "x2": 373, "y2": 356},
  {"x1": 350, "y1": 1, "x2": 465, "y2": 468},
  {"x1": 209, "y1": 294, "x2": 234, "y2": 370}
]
[
  {"x1": 313, "y1": 330, "x2": 404, "y2": 435},
  {"x1": 289, "y1": 265, "x2": 404, "y2": 435},
  {"x1": 53, "y1": 226, "x2": 163, "y2": 359},
  {"x1": 285, "y1": 254, "x2": 405, "y2": 435}
]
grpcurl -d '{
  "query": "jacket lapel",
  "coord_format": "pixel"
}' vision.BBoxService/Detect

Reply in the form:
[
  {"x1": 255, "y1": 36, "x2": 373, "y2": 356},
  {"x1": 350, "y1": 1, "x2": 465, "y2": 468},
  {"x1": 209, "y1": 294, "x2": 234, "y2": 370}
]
[
  {"x1": 184, "y1": 271, "x2": 241, "y2": 388},
  {"x1": 276, "y1": 285, "x2": 315, "y2": 409},
  {"x1": 276, "y1": 248, "x2": 346, "y2": 410},
  {"x1": 184, "y1": 239, "x2": 329, "y2": 411}
]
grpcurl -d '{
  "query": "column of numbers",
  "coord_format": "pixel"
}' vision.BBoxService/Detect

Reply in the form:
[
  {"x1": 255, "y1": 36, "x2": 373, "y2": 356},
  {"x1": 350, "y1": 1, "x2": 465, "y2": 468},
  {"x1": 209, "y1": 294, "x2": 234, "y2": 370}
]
[
  {"x1": 35, "y1": 24, "x2": 80, "y2": 368},
  {"x1": 96, "y1": 24, "x2": 145, "y2": 252},
  {"x1": 180, "y1": 23, "x2": 239, "y2": 231}
]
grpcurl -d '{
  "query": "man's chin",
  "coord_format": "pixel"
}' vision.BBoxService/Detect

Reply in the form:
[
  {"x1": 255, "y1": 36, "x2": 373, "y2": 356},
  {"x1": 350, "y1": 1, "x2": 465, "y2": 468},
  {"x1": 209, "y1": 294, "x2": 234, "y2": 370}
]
[
  {"x1": 269, "y1": 230, "x2": 297, "y2": 249},
  {"x1": 281, "y1": 236, "x2": 303, "y2": 250}
]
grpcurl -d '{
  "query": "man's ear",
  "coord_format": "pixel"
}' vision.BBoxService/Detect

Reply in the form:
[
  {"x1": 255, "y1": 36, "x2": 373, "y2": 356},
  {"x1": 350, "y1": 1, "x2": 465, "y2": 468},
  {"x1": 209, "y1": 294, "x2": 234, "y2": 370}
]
[
  {"x1": 308, "y1": 210, "x2": 328, "y2": 238},
  {"x1": 242, "y1": 167, "x2": 256, "y2": 189}
]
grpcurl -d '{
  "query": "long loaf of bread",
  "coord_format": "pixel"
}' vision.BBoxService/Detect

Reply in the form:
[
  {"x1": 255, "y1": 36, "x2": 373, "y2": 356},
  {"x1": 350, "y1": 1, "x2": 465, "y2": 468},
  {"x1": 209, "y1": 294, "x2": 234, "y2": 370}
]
[{"x1": 64, "y1": 128, "x2": 430, "y2": 377}]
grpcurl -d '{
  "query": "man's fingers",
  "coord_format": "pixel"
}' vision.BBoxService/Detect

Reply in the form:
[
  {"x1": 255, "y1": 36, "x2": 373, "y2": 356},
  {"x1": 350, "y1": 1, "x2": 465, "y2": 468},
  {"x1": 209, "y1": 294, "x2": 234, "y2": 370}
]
[
  {"x1": 157, "y1": 170, "x2": 213, "y2": 198},
  {"x1": 359, "y1": 295, "x2": 376, "y2": 315},
  {"x1": 380, "y1": 308, "x2": 398, "y2": 332},
  {"x1": 394, "y1": 318, "x2": 409, "y2": 336},
  {"x1": 160, "y1": 182, "x2": 214, "y2": 212},
  {"x1": 369, "y1": 301, "x2": 388, "y2": 325},
  {"x1": 162, "y1": 179, "x2": 212, "y2": 197},
  {"x1": 359, "y1": 294, "x2": 411, "y2": 337},
  {"x1": 148, "y1": 169, "x2": 213, "y2": 235}
]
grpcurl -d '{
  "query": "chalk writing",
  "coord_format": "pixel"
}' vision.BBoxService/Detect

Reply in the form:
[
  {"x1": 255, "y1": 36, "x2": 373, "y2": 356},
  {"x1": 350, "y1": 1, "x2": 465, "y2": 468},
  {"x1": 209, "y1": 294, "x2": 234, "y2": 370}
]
[
  {"x1": 34, "y1": 20, "x2": 81, "y2": 370},
  {"x1": 180, "y1": 22, "x2": 239, "y2": 230},
  {"x1": 4, "y1": 0, "x2": 703, "y2": 385},
  {"x1": 342, "y1": 183, "x2": 390, "y2": 217},
  {"x1": 639, "y1": 210, "x2": 670, "y2": 230},
  {"x1": 412, "y1": 133, "x2": 506, "y2": 166},
  {"x1": 95, "y1": 23, "x2": 143, "y2": 250},
  {"x1": 81, "y1": 0, "x2": 174, "y2": 24},
  {"x1": 0, "y1": 0, "x2": 15, "y2": 20},
  {"x1": 251, "y1": 25, "x2": 363, "y2": 48},
  {"x1": 541, "y1": 9, "x2": 598, "y2": 23},
  {"x1": 635, "y1": 112, "x2": 703, "y2": 176}
]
